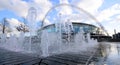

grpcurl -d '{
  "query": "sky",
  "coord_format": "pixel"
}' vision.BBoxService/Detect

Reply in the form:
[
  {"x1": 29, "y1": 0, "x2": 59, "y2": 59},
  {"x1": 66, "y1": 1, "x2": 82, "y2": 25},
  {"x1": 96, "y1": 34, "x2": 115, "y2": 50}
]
[{"x1": 0, "y1": 0, "x2": 120, "y2": 36}]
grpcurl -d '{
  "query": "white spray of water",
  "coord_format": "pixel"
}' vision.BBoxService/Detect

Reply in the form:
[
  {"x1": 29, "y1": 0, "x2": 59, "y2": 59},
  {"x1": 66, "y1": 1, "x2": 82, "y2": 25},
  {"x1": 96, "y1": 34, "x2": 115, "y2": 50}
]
[
  {"x1": 40, "y1": 18, "x2": 98, "y2": 57},
  {"x1": 0, "y1": 16, "x2": 98, "y2": 57}
]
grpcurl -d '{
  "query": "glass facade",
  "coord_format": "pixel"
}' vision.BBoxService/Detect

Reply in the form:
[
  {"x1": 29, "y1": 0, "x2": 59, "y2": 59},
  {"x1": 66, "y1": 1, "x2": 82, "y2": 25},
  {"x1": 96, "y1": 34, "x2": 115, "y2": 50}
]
[
  {"x1": 72, "y1": 23, "x2": 98, "y2": 33},
  {"x1": 38, "y1": 22, "x2": 100, "y2": 34}
]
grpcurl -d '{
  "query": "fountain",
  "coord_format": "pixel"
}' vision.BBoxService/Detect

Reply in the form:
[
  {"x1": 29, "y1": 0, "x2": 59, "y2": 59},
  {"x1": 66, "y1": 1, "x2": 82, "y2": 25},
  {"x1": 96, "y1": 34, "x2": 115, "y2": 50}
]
[
  {"x1": 39, "y1": 16, "x2": 99, "y2": 57},
  {"x1": 0, "y1": 5, "x2": 99, "y2": 58},
  {"x1": 0, "y1": 19, "x2": 98, "y2": 57}
]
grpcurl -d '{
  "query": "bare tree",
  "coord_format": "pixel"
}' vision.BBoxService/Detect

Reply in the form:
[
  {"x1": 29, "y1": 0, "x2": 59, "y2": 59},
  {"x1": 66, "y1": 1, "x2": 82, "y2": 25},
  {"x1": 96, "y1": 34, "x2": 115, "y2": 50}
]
[
  {"x1": 2, "y1": 18, "x2": 8, "y2": 34},
  {"x1": 16, "y1": 24, "x2": 29, "y2": 33}
]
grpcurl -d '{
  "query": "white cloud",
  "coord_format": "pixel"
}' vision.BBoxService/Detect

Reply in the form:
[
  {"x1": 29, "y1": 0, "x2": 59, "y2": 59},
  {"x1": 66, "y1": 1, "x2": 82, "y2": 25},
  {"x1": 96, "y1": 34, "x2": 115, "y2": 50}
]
[
  {"x1": 95, "y1": 4, "x2": 120, "y2": 35},
  {"x1": 59, "y1": 0, "x2": 73, "y2": 15},
  {"x1": 33, "y1": 0, "x2": 53, "y2": 21},
  {"x1": 5, "y1": 18, "x2": 25, "y2": 36},
  {"x1": 73, "y1": 1, "x2": 120, "y2": 35},
  {"x1": 7, "y1": 18, "x2": 18, "y2": 26},
  {"x1": 54, "y1": 0, "x2": 104, "y2": 25},
  {"x1": 0, "y1": 0, "x2": 53, "y2": 27},
  {"x1": 0, "y1": 0, "x2": 104, "y2": 25},
  {"x1": 115, "y1": 15, "x2": 120, "y2": 22},
  {"x1": 0, "y1": 0, "x2": 120, "y2": 35},
  {"x1": 32, "y1": 0, "x2": 53, "y2": 26},
  {"x1": 0, "y1": 0, "x2": 29, "y2": 17},
  {"x1": 97, "y1": 4, "x2": 120, "y2": 22},
  {"x1": 76, "y1": 0, "x2": 104, "y2": 15},
  {"x1": 0, "y1": 0, "x2": 53, "y2": 21}
]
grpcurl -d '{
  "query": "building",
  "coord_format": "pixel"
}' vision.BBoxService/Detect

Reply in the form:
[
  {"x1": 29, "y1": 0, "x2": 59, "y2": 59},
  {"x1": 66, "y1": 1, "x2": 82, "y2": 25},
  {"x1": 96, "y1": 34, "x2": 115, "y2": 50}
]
[
  {"x1": 37, "y1": 22, "x2": 112, "y2": 42},
  {"x1": 38, "y1": 22, "x2": 103, "y2": 34}
]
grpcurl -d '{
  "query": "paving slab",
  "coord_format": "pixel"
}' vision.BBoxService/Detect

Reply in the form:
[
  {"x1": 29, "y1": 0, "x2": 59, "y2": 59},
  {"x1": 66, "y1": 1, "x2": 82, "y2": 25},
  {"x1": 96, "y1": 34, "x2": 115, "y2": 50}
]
[{"x1": 0, "y1": 48, "x2": 100, "y2": 65}]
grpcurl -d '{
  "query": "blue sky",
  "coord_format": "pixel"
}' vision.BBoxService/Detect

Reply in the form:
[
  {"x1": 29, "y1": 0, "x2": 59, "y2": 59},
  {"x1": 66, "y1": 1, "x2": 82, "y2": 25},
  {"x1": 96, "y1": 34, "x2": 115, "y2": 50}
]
[
  {"x1": 0, "y1": 0, "x2": 120, "y2": 35},
  {"x1": 99, "y1": 0, "x2": 119, "y2": 10}
]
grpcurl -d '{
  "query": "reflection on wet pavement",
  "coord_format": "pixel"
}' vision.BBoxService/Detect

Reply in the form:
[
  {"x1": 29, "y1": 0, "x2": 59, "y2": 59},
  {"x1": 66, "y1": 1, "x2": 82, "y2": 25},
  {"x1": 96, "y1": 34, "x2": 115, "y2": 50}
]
[{"x1": 100, "y1": 42, "x2": 120, "y2": 65}]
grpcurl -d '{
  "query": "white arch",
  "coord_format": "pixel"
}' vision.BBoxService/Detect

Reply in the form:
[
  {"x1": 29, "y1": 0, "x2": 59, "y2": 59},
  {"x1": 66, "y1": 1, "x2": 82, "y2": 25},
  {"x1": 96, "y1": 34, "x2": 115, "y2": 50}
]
[{"x1": 41, "y1": 4, "x2": 109, "y2": 35}]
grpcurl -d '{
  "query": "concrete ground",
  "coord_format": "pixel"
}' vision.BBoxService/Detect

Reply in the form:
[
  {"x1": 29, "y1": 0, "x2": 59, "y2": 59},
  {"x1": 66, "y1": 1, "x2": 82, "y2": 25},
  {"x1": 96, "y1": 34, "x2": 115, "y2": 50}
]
[{"x1": 0, "y1": 48, "x2": 100, "y2": 65}]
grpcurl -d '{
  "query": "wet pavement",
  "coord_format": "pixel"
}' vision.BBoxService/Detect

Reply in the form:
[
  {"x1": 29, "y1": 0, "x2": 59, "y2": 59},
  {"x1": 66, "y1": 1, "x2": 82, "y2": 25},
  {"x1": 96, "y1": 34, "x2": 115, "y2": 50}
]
[
  {"x1": 2, "y1": 42, "x2": 120, "y2": 65},
  {"x1": 0, "y1": 48, "x2": 41, "y2": 65},
  {"x1": 100, "y1": 42, "x2": 120, "y2": 65},
  {"x1": 0, "y1": 47, "x2": 100, "y2": 65}
]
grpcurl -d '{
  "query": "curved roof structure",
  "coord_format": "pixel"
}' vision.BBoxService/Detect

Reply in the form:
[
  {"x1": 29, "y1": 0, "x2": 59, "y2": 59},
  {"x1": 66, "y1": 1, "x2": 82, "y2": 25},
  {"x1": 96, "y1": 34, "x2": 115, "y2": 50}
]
[{"x1": 38, "y1": 22, "x2": 103, "y2": 34}]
